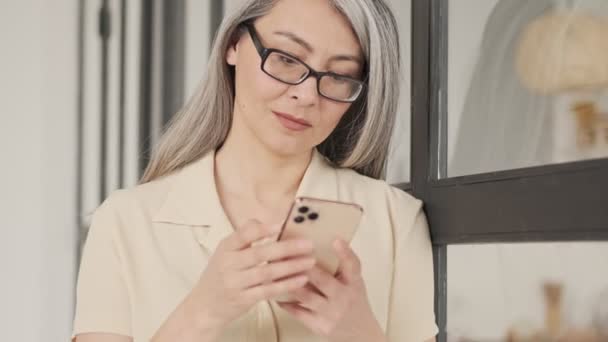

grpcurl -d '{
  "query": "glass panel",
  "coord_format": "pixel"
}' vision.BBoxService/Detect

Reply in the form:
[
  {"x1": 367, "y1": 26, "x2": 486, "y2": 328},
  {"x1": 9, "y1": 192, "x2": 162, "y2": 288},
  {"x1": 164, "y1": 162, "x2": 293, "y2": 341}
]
[
  {"x1": 448, "y1": 0, "x2": 608, "y2": 178},
  {"x1": 385, "y1": 0, "x2": 412, "y2": 184},
  {"x1": 447, "y1": 242, "x2": 608, "y2": 341}
]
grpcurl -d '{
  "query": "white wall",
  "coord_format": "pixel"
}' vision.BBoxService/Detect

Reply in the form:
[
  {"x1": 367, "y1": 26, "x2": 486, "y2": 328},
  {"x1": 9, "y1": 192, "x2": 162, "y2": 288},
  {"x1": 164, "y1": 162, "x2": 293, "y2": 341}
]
[
  {"x1": 184, "y1": 0, "x2": 212, "y2": 99},
  {"x1": 223, "y1": 0, "x2": 247, "y2": 15},
  {"x1": 0, "y1": 1, "x2": 78, "y2": 341}
]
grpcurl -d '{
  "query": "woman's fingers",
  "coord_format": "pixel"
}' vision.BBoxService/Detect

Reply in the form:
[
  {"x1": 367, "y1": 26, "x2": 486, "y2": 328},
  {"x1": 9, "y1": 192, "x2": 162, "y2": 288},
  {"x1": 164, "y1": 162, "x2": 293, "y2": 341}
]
[
  {"x1": 289, "y1": 285, "x2": 328, "y2": 311},
  {"x1": 235, "y1": 256, "x2": 316, "y2": 289},
  {"x1": 243, "y1": 273, "x2": 309, "y2": 302},
  {"x1": 234, "y1": 238, "x2": 314, "y2": 270},
  {"x1": 222, "y1": 219, "x2": 280, "y2": 251},
  {"x1": 306, "y1": 265, "x2": 342, "y2": 299},
  {"x1": 333, "y1": 238, "x2": 362, "y2": 283}
]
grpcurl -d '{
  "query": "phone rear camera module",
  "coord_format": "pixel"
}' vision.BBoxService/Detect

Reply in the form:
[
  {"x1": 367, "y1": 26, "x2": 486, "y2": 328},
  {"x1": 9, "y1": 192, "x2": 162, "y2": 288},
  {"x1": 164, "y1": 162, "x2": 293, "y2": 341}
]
[
  {"x1": 308, "y1": 212, "x2": 319, "y2": 220},
  {"x1": 298, "y1": 206, "x2": 309, "y2": 213},
  {"x1": 294, "y1": 216, "x2": 305, "y2": 223}
]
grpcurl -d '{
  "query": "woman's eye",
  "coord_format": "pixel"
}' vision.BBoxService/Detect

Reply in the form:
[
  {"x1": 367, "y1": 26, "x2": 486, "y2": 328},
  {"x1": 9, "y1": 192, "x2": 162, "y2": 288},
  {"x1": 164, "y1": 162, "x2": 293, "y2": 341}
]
[
  {"x1": 331, "y1": 75, "x2": 348, "y2": 84},
  {"x1": 279, "y1": 55, "x2": 297, "y2": 65}
]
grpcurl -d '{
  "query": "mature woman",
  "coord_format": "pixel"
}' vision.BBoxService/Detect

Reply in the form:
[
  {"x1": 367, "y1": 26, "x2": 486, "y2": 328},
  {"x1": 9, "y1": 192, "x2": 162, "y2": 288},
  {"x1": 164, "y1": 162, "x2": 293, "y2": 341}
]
[{"x1": 72, "y1": 0, "x2": 438, "y2": 341}]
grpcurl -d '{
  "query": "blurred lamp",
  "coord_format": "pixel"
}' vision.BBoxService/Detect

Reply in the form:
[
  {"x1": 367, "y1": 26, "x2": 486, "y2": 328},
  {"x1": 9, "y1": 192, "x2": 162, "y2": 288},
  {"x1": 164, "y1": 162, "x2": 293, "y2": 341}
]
[
  {"x1": 515, "y1": 10, "x2": 608, "y2": 150},
  {"x1": 516, "y1": 10, "x2": 608, "y2": 93}
]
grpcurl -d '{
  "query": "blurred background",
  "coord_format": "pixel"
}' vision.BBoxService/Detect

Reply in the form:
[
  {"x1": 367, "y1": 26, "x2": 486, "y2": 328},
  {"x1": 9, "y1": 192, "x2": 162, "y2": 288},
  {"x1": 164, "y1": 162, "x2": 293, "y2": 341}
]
[{"x1": 1, "y1": 0, "x2": 606, "y2": 341}]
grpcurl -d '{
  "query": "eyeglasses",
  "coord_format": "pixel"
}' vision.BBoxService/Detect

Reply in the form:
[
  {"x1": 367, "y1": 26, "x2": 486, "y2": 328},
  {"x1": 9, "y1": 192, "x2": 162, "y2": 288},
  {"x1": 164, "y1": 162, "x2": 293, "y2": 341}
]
[{"x1": 243, "y1": 22, "x2": 366, "y2": 103}]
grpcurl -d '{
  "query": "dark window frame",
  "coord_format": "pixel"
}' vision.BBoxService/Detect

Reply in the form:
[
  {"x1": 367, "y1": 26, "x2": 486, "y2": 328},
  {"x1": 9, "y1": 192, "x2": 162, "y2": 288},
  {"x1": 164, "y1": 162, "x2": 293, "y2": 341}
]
[
  {"x1": 408, "y1": 0, "x2": 608, "y2": 340},
  {"x1": 139, "y1": 0, "x2": 187, "y2": 176}
]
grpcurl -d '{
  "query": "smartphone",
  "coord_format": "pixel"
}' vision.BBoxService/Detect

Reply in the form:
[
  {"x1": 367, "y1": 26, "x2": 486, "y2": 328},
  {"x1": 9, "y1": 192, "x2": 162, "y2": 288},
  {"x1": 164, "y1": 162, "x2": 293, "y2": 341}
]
[{"x1": 273, "y1": 196, "x2": 363, "y2": 302}]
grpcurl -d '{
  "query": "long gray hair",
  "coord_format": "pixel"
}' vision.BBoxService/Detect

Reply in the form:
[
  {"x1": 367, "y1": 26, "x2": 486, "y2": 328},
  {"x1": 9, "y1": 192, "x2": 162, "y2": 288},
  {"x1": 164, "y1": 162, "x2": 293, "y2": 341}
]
[{"x1": 140, "y1": 0, "x2": 400, "y2": 183}]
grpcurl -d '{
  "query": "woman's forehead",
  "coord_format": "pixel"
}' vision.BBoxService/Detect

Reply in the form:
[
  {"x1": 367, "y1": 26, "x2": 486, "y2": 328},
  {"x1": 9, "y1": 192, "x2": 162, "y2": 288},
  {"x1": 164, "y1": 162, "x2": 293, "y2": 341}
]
[{"x1": 254, "y1": 0, "x2": 363, "y2": 59}]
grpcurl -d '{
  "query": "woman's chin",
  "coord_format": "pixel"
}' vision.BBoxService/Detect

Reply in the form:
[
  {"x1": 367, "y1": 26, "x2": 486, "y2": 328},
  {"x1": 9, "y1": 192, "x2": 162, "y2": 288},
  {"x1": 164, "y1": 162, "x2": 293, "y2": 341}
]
[{"x1": 264, "y1": 138, "x2": 311, "y2": 158}]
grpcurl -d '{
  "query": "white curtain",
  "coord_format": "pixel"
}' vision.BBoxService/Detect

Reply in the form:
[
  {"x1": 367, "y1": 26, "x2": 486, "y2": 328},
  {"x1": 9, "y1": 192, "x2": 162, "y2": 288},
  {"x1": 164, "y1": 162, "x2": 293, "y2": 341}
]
[{"x1": 449, "y1": 0, "x2": 608, "y2": 177}]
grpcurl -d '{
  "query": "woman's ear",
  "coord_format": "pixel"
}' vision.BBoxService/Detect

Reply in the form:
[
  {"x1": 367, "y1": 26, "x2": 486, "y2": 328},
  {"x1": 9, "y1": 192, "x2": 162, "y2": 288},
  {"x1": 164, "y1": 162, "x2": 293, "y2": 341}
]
[{"x1": 226, "y1": 40, "x2": 239, "y2": 66}]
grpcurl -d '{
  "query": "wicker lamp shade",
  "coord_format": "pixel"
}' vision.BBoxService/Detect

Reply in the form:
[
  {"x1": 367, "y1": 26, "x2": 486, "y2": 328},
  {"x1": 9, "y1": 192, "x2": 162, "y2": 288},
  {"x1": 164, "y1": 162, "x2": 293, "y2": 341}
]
[{"x1": 515, "y1": 11, "x2": 608, "y2": 94}]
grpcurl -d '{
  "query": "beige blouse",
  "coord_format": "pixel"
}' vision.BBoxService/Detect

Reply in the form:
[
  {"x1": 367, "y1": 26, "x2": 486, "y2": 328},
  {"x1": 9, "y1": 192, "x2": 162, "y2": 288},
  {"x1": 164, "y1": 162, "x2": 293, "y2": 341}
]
[{"x1": 72, "y1": 149, "x2": 438, "y2": 341}]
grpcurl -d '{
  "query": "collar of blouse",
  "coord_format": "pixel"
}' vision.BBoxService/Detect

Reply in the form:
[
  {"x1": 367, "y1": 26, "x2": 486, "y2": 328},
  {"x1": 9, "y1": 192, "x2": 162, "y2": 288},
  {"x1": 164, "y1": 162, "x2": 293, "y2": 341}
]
[{"x1": 152, "y1": 148, "x2": 339, "y2": 254}]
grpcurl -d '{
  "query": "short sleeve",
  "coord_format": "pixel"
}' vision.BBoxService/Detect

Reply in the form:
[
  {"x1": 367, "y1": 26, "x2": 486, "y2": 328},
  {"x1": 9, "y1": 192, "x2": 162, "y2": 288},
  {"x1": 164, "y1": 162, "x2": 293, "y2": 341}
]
[
  {"x1": 72, "y1": 195, "x2": 132, "y2": 339},
  {"x1": 386, "y1": 190, "x2": 438, "y2": 341}
]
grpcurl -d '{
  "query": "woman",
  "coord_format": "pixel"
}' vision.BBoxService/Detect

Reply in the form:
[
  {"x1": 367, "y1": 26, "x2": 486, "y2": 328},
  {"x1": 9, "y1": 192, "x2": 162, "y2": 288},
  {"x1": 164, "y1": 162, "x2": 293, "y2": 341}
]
[{"x1": 72, "y1": 0, "x2": 438, "y2": 341}]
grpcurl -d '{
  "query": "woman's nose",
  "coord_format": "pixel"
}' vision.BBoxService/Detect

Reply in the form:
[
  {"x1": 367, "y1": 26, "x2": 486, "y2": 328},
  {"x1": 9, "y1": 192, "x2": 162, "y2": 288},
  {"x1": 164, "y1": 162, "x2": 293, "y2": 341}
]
[{"x1": 287, "y1": 75, "x2": 319, "y2": 106}]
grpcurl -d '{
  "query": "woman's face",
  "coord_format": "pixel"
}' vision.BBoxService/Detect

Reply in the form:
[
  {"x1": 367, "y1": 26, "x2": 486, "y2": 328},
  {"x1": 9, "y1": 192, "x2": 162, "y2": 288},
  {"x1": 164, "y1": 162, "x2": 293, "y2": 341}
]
[{"x1": 226, "y1": 0, "x2": 364, "y2": 157}]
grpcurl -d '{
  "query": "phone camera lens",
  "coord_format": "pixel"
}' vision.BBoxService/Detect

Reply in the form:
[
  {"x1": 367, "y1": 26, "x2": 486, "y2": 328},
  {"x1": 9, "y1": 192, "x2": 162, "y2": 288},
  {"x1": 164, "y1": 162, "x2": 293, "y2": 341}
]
[
  {"x1": 294, "y1": 216, "x2": 305, "y2": 223},
  {"x1": 308, "y1": 212, "x2": 319, "y2": 220},
  {"x1": 298, "y1": 206, "x2": 309, "y2": 213}
]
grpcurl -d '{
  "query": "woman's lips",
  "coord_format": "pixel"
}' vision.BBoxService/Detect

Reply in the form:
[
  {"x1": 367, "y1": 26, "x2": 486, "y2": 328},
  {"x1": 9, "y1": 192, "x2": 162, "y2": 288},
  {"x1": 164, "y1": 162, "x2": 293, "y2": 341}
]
[{"x1": 272, "y1": 111, "x2": 312, "y2": 131}]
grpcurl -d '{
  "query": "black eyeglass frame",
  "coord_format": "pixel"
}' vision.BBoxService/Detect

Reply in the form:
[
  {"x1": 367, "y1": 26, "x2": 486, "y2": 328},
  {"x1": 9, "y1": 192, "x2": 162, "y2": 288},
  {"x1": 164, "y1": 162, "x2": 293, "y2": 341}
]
[{"x1": 243, "y1": 21, "x2": 367, "y2": 103}]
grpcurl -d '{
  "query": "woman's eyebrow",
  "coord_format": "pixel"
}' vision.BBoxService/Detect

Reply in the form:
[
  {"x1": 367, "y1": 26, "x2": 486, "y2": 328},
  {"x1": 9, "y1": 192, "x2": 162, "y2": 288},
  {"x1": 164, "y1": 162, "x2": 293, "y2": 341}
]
[
  {"x1": 273, "y1": 30, "x2": 314, "y2": 52},
  {"x1": 329, "y1": 54, "x2": 362, "y2": 65},
  {"x1": 273, "y1": 30, "x2": 362, "y2": 65}
]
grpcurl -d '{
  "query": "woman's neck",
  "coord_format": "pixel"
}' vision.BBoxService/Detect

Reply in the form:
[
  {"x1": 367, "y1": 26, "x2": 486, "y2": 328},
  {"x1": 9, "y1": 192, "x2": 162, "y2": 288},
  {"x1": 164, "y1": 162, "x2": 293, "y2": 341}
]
[{"x1": 214, "y1": 123, "x2": 312, "y2": 206}]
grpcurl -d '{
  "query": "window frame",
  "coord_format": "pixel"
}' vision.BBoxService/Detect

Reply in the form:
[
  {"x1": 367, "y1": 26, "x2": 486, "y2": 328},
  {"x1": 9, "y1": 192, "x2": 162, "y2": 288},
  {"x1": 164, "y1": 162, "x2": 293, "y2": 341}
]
[{"x1": 408, "y1": 0, "x2": 608, "y2": 340}]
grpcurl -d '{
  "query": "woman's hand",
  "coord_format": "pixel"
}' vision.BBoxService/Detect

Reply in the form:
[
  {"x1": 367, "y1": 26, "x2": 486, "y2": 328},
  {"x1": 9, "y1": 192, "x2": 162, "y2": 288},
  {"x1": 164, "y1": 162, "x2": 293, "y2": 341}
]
[
  {"x1": 177, "y1": 219, "x2": 316, "y2": 339},
  {"x1": 277, "y1": 239, "x2": 386, "y2": 342}
]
